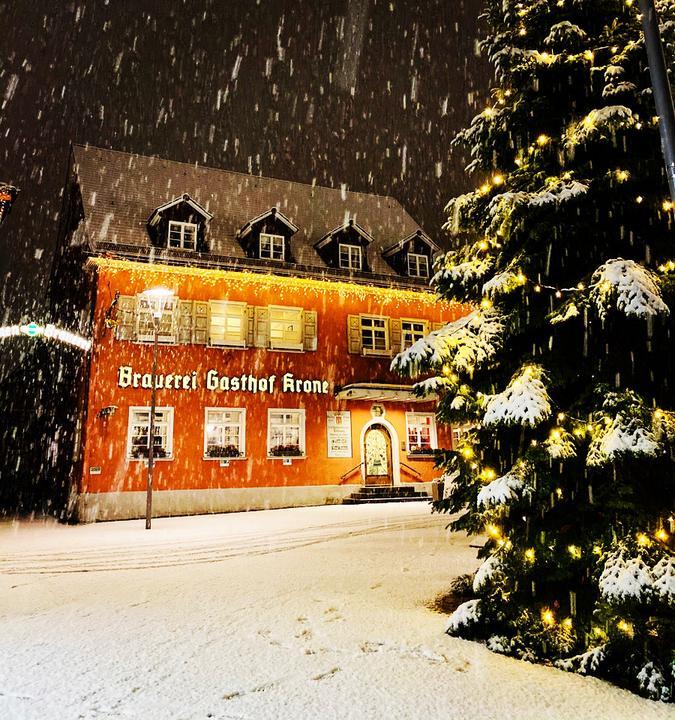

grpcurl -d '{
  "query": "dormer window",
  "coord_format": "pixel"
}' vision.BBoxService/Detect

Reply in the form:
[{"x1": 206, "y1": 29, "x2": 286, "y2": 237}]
[
  {"x1": 147, "y1": 194, "x2": 213, "y2": 253},
  {"x1": 339, "y1": 243, "x2": 362, "y2": 271},
  {"x1": 407, "y1": 252, "x2": 429, "y2": 278},
  {"x1": 237, "y1": 208, "x2": 298, "y2": 263},
  {"x1": 314, "y1": 220, "x2": 372, "y2": 272},
  {"x1": 382, "y1": 230, "x2": 439, "y2": 279},
  {"x1": 168, "y1": 220, "x2": 198, "y2": 250},
  {"x1": 260, "y1": 232, "x2": 285, "y2": 261}
]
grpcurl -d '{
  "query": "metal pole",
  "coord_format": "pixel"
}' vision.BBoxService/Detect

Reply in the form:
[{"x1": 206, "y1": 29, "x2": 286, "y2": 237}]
[
  {"x1": 146, "y1": 320, "x2": 158, "y2": 530},
  {"x1": 640, "y1": 0, "x2": 675, "y2": 201}
]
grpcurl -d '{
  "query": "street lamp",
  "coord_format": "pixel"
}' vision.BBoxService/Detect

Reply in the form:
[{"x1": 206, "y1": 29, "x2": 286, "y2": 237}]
[{"x1": 139, "y1": 286, "x2": 175, "y2": 530}]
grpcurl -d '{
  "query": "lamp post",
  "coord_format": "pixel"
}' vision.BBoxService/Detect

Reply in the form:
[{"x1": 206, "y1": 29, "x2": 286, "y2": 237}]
[
  {"x1": 140, "y1": 287, "x2": 174, "y2": 530},
  {"x1": 640, "y1": 0, "x2": 675, "y2": 201}
]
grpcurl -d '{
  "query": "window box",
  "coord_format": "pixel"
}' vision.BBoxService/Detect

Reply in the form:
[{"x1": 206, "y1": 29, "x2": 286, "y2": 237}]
[
  {"x1": 268, "y1": 444, "x2": 304, "y2": 458},
  {"x1": 205, "y1": 445, "x2": 244, "y2": 459}
]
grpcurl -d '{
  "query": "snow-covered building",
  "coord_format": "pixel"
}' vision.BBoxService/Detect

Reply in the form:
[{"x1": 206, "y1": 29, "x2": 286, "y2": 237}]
[{"x1": 50, "y1": 145, "x2": 465, "y2": 521}]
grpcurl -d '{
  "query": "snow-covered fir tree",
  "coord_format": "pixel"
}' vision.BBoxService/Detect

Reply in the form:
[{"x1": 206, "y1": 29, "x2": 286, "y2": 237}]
[{"x1": 393, "y1": 0, "x2": 675, "y2": 701}]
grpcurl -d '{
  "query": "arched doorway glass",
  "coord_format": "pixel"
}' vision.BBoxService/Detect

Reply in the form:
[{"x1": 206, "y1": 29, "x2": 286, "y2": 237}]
[{"x1": 364, "y1": 423, "x2": 393, "y2": 485}]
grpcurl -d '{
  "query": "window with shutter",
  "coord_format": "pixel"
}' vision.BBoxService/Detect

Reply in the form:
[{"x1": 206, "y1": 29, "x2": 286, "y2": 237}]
[
  {"x1": 254, "y1": 306, "x2": 270, "y2": 348},
  {"x1": 192, "y1": 302, "x2": 209, "y2": 344},
  {"x1": 177, "y1": 300, "x2": 193, "y2": 344},
  {"x1": 303, "y1": 310, "x2": 318, "y2": 351},
  {"x1": 359, "y1": 315, "x2": 390, "y2": 356},
  {"x1": 269, "y1": 305, "x2": 304, "y2": 351},
  {"x1": 115, "y1": 295, "x2": 137, "y2": 341},
  {"x1": 401, "y1": 319, "x2": 428, "y2": 349},
  {"x1": 347, "y1": 315, "x2": 362, "y2": 354},
  {"x1": 208, "y1": 301, "x2": 247, "y2": 347}
]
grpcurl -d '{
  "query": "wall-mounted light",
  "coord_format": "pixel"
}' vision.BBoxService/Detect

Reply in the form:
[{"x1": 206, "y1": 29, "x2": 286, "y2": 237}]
[{"x1": 97, "y1": 405, "x2": 118, "y2": 419}]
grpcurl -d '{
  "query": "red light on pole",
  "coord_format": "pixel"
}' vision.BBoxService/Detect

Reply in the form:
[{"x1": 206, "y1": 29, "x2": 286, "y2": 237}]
[{"x1": 0, "y1": 184, "x2": 18, "y2": 226}]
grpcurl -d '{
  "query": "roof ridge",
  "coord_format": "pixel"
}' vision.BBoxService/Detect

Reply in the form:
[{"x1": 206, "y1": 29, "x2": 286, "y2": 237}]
[{"x1": 72, "y1": 143, "x2": 406, "y2": 208}]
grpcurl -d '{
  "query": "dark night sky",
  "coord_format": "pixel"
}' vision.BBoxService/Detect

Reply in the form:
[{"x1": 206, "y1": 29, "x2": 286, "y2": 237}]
[{"x1": 0, "y1": 0, "x2": 488, "y2": 322}]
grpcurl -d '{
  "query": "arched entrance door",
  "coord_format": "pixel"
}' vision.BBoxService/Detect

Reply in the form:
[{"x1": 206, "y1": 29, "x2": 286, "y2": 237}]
[{"x1": 363, "y1": 423, "x2": 393, "y2": 485}]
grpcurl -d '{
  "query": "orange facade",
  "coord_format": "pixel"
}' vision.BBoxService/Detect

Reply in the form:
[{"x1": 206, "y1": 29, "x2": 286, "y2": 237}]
[{"x1": 79, "y1": 258, "x2": 465, "y2": 514}]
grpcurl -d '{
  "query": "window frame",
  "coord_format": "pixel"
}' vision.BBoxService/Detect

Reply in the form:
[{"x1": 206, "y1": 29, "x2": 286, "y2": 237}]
[
  {"x1": 407, "y1": 252, "x2": 430, "y2": 278},
  {"x1": 135, "y1": 295, "x2": 177, "y2": 344},
  {"x1": 259, "y1": 232, "x2": 285, "y2": 261},
  {"x1": 208, "y1": 300, "x2": 247, "y2": 348},
  {"x1": 126, "y1": 406, "x2": 175, "y2": 461},
  {"x1": 400, "y1": 318, "x2": 429, "y2": 350},
  {"x1": 269, "y1": 304, "x2": 305, "y2": 351},
  {"x1": 167, "y1": 220, "x2": 198, "y2": 251},
  {"x1": 405, "y1": 412, "x2": 438, "y2": 455},
  {"x1": 203, "y1": 407, "x2": 246, "y2": 460},
  {"x1": 338, "y1": 243, "x2": 363, "y2": 271},
  {"x1": 267, "y1": 408, "x2": 306, "y2": 459},
  {"x1": 359, "y1": 314, "x2": 390, "y2": 356}
]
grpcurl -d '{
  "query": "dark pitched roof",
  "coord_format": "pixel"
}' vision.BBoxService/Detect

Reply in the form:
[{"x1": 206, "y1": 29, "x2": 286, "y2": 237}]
[{"x1": 71, "y1": 144, "x2": 438, "y2": 286}]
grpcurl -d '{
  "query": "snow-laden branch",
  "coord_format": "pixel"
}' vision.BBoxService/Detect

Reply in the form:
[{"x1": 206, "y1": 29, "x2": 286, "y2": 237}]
[
  {"x1": 391, "y1": 309, "x2": 505, "y2": 379},
  {"x1": 483, "y1": 365, "x2": 552, "y2": 428},
  {"x1": 590, "y1": 258, "x2": 670, "y2": 320},
  {"x1": 476, "y1": 466, "x2": 531, "y2": 509},
  {"x1": 586, "y1": 413, "x2": 660, "y2": 466}
]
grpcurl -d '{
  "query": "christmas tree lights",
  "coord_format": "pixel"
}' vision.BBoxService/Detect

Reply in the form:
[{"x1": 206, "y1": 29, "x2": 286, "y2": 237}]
[{"x1": 393, "y1": 0, "x2": 675, "y2": 701}]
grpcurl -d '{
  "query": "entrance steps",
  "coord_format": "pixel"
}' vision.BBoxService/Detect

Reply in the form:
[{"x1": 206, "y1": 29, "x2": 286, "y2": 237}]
[{"x1": 341, "y1": 485, "x2": 431, "y2": 505}]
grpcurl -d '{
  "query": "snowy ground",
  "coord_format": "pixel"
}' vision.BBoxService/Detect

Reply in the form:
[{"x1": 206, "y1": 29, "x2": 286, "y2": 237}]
[{"x1": 0, "y1": 504, "x2": 670, "y2": 720}]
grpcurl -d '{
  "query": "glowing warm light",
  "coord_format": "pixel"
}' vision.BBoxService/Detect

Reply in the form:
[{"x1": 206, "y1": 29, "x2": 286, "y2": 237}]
[
  {"x1": 562, "y1": 618, "x2": 573, "y2": 630},
  {"x1": 541, "y1": 609, "x2": 555, "y2": 626},
  {"x1": 583, "y1": 49, "x2": 594, "y2": 62},
  {"x1": 479, "y1": 183, "x2": 491, "y2": 194},
  {"x1": 480, "y1": 298, "x2": 493, "y2": 310},
  {"x1": 576, "y1": 282, "x2": 585, "y2": 290},
  {"x1": 478, "y1": 238, "x2": 489, "y2": 251},
  {"x1": 636, "y1": 532, "x2": 650, "y2": 547},
  {"x1": 533, "y1": 284, "x2": 542, "y2": 293},
  {"x1": 555, "y1": 290, "x2": 562, "y2": 298},
  {"x1": 617, "y1": 619, "x2": 633, "y2": 636},
  {"x1": 655, "y1": 528, "x2": 669, "y2": 542},
  {"x1": 486, "y1": 524, "x2": 502, "y2": 540},
  {"x1": 519, "y1": 27, "x2": 527, "y2": 36},
  {"x1": 615, "y1": 169, "x2": 629, "y2": 182},
  {"x1": 635, "y1": 195, "x2": 643, "y2": 204},
  {"x1": 484, "y1": 107, "x2": 495, "y2": 118},
  {"x1": 536, "y1": 134, "x2": 550, "y2": 146},
  {"x1": 480, "y1": 468, "x2": 497, "y2": 482},
  {"x1": 555, "y1": 488, "x2": 563, "y2": 499},
  {"x1": 492, "y1": 174, "x2": 505, "y2": 186},
  {"x1": 568, "y1": 544, "x2": 581, "y2": 559},
  {"x1": 88, "y1": 257, "x2": 456, "y2": 309},
  {"x1": 524, "y1": 548, "x2": 535, "y2": 562},
  {"x1": 516, "y1": 272, "x2": 527, "y2": 284},
  {"x1": 592, "y1": 545, "x2": 602, "y2": 555},
  {"x1": 663, "y1": 200, "x2": 673, "y2": 211},
  {"x1": 557, "y1": 412, "x2": 565, "y2": 421},
  {"x1": 461, "y1": 447, "x2": 474, "y2": 459},
  {"x1": 549, "y1": 428, "x2": 562, "y2": 442}
]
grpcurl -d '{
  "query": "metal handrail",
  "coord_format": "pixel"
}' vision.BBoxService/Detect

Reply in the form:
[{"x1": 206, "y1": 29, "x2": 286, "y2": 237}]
[
  {"x1": 400, "y1": 462, "x2": 422, "y2": 479},
  {"x1": 340, "y1": 462, "x2": 364, "y2": 482}
]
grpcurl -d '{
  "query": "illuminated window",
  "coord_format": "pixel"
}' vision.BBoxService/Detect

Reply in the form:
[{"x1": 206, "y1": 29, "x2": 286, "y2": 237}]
[
  {"x1": 268, "y1": 409, "x2": 306, "y2": 457},
  {"x1": 360, "y1": 315, "x2": 389, "y2": 354},
  {"x1": 260, "y1": 233, "x2": 285, "y2": 261},
  {"x1": 208, "y1": 301, "x2": 247, "y2": 347},
  {"x1": 407, "y1": 252, "x2": 429, "y2": 278},
  {"x1": 168, "y1": 221, "x2": 197, "y2": 250},
  {"x1": 136, "y1": 295, "x2": 176, "y2": 343},
  {"x1": 204, "y1": 408, "x2": 246, "y2": 458},
  {"x1": 401, "y1": 319, "x2": 428, "y2": 349},
  {"x1": 127, "y1": 407, "x2": 174, "y2": 460},
  {"x1": 406, "y1": 412, "x2": 437, "y2": 454},
  {"x1": 339, "y1": 243, "x2": 362, "y2": 270},
  {"x1": 269, "y1": 305, "x2": 304, "y2": 351}
]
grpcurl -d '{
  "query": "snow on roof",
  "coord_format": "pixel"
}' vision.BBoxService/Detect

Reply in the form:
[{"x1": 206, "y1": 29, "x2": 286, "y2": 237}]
[{"x1": 71, "y1": 144, "x2": 432, "y2": 280}]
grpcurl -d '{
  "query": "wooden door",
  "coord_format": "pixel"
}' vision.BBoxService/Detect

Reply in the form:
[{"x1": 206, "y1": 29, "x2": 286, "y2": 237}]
[{"x1": 364, "y1": 424, "x2": 393, "y2": 485}]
